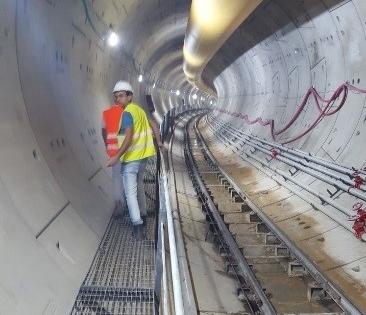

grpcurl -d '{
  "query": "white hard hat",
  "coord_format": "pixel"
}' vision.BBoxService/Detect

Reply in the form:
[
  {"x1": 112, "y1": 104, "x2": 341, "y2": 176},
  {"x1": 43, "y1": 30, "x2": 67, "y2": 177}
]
[{"x1": 113, "y1": 81, "x2": 133, "y2": 93}]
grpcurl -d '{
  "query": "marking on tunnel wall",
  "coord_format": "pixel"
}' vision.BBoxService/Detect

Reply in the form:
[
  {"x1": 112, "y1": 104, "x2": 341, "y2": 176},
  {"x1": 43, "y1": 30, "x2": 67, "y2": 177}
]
[
  {"x1": 36, "y1": 201, "x2": 71, "y2": 239},
  {"x1": 42, "y1": 300, "x2": 57, "y2": 315},
  {"x1": 56, "y1": 241, "x2": 76, "y2": 264},
  {"x1": 44, "y1": 0, "x2": 56, "y2": 8},
  {"x1": 72, "y1": 23, "x2": 87, "y2": 39},
  {"x1": 88, "y1": 167, "x2": 102, "y2": 182}
]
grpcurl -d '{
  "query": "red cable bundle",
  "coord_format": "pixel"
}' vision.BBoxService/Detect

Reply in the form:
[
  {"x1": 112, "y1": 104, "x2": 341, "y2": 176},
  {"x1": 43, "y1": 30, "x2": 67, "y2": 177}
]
[
  {"x1": 270, "y1": 148, "x2": 279, "y2": 159},
  {"x1": 353, "y1": 172, "x2": 364, "y2": 189},
  {"x1": 216, "y1": 82, "x2": 366, "y2": 145},
  {"x1": 350, "y1": 203, "x2": 366, "y2": 239}
]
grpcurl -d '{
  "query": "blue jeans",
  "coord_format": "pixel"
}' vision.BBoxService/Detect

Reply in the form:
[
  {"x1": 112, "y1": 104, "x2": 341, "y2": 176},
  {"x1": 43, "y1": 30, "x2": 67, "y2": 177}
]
[
  {"x1": 121, "y1": 158, "x2": 148, "y2": 225},
  {"x1": 112, "y1": 163, "x2": 125, "y2": 207}
]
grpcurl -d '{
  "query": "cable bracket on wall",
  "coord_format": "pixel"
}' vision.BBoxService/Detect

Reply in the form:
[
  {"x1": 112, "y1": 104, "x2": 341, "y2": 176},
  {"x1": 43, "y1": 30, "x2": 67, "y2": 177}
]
[
  {"x1": 288, "y1": 167, "x2": 299, "y2": 177},
  {"x1": 326, "y1": 186, "x2": 341, "y2": 198}
]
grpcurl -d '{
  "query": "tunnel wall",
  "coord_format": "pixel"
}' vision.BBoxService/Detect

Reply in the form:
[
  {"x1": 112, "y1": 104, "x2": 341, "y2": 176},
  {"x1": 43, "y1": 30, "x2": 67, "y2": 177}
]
[
  {"x1": 0, "y1": 0, "x2": 148, "y2": 313},
  {"x1": 202, "y1": 0, "x2": 366, "y2": 213},
  {"x1": 5, "y1": 0, "x2": 366, "y2": 313},
  {"x1": 207, "y1": 0, "x2": 366, "y2": 169}
]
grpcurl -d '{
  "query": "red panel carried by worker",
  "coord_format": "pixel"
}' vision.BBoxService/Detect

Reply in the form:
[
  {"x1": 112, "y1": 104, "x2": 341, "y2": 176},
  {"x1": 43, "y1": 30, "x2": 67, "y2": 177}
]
[{"x1": 103, "y1": 105, "x2": 124, "y2": 157}]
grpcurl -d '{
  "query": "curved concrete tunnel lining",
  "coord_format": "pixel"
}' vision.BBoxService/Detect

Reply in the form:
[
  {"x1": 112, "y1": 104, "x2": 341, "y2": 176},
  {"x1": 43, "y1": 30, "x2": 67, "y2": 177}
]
[
  {"x1": 203, "y1": 1, "x2": 366, "y2": 195},
  {"x1": 1, "y1": 0, "x2": 193, "y2": 313},
  {"x1": 150, "y1": 55, "x2": 186, "y2": 114},
  {"x1": 128, "y1": 30, "x2": 188, "y2": 117},
  {"x1": 182, "y1": 0, "x2": 366, "y2": 311},
  {"x1": 197, "y1": 0, "x2": 366, "y2": 311},
  {"x1": 2, "y1": 0, "x2": 366, "y2": 313},
  {"x1": 205, "y1": 1, "x2": 365, "y2": 157},
  {"x1": 0, "y1": 2, "x2": 117, "y2": 314},
  {"x1": 134, "y1": 14, "x2": 188, "y2": 66}
]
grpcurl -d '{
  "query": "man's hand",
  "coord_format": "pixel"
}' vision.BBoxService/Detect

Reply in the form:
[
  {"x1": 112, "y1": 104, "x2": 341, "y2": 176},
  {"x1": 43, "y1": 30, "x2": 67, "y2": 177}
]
[
  {"x1": 157, "y1": 142, "x2": 167, "y2": 151},
  {"x1": 106, "y1": 155, "x2": 120, "y2": 167},
  {"x1": 107, "y1": 127, "x2": 132, "y2": 167}
]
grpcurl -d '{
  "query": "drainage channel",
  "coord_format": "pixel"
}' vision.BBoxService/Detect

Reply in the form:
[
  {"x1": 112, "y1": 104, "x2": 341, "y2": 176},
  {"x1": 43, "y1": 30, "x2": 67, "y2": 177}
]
[
  {"x1": 184, "y1": 114, "x2": 354, "y2": 315},
  {"x1": 70, "y1": 159, "x2": 158, "y2": 315}
]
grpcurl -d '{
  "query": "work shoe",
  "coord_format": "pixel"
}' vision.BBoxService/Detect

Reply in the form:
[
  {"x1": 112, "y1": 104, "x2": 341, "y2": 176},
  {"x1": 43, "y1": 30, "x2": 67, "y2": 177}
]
[{"x1": 132, "y1": 224, "x2": 144, "y2": 240}]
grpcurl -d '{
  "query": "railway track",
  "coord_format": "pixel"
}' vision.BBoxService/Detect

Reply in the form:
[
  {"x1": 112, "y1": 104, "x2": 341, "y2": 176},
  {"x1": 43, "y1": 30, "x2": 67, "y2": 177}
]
[{"x1": 182, "y1": 114, "x2": 361, "y2": 315}]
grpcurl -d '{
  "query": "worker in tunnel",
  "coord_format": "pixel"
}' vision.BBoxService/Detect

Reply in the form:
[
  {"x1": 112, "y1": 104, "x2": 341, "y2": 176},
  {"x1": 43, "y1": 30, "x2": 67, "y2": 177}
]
[
  {"x1": 101, "y1": 83, "x2": 126, "y2": 214},
  {"x1": 107, "y1": 81, "x2": 163, "y2": 239}
]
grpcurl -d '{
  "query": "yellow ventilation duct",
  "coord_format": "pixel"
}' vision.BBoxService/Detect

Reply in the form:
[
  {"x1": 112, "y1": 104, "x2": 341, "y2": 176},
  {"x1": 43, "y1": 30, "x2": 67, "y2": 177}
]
[{"x1": 183, "y1": 0, "x2": 263, "y2": 93}]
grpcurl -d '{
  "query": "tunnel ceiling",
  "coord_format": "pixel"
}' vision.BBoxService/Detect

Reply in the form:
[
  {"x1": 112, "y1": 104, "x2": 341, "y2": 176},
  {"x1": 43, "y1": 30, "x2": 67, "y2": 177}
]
[{"x1": 89, "y1": 0, "x2": 191, "y2": 95}]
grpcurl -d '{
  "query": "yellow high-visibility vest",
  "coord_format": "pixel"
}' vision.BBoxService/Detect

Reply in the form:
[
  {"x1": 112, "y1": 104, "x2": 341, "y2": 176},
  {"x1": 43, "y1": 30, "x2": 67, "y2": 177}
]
[{"x1": 117, "y1": 103, "x2": 156, "y2": 162}]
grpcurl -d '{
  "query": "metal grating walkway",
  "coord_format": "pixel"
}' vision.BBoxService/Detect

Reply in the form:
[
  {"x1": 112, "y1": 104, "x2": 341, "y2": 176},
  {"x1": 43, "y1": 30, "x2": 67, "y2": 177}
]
[{"x1": 71, "y1": 160, "x2": 157, "y2": 315}]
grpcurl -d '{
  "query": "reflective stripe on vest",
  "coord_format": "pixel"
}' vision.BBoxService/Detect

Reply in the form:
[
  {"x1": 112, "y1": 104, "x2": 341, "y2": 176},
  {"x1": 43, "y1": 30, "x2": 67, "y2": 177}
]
[
  {"x1": 117, "y1": 103, "x2": 156, "y2": 162},
  {"x1": 107, "y1": 132, "x2": 118, "y2": 140},
  {"x1": 103, "y1": 105, "x2": 123, "y2": 157},
  {"x1": 133, "y1": 130, "x2": 153, "y2": 139},
  {"x1": 107, "y1": 143, "x2": 119, "y2": 150},
  {"x1": 127, "y1": 139, "x2": 155, "y2": 151}
]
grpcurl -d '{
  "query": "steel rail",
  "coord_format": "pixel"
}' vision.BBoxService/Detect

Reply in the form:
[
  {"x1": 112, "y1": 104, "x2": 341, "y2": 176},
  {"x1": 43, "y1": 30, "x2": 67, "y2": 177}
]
[
  {"x1": 185, "y1": 116, "x2": 277, "y2": 315},
  {"x1": 195, "y1": 116, "x2": 362, "y2": 315}
]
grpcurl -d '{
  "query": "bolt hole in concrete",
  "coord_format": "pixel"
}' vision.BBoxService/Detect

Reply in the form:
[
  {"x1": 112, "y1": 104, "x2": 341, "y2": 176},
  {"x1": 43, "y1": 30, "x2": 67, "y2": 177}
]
[
  {"x1": 32, "y1": 149, "x2": 39, "y2": 160},
  {"x1": 352, "y1": 266, "x2": 361, "y2": 272}
]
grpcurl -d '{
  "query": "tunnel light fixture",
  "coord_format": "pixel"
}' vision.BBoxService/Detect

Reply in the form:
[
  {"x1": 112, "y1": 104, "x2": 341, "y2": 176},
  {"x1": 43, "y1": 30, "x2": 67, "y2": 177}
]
[
  {"x1": 138, "y1": 74, "x2": 143, "y2": 82},
  {"x1": 107, "y1": 31, "x2": 120, "y2": 47},
  {"x1": 176, "y1": 90, "x2": 181, "y2": 96},
  {"x1": 192, "y1": 94, "x2": 198, "y2": 100}
]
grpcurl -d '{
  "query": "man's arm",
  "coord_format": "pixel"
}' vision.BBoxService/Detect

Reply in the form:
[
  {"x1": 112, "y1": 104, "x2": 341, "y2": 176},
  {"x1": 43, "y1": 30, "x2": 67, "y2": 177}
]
[
  {"x1": 115, "y1": 127, "x2": 133, "y2": 159},
  {"x1": 149, "y1": 118, "x2": 163, "y2": 147},
  {"x1": 106, "y1": 111, "x2": 134, "y2": 166},
  {"x1": 106, "y1": 127, "x2": 133, "y2": 166}
]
